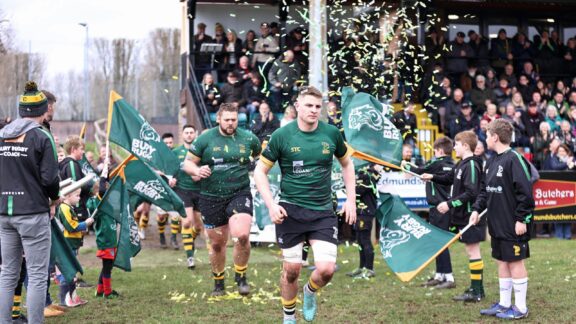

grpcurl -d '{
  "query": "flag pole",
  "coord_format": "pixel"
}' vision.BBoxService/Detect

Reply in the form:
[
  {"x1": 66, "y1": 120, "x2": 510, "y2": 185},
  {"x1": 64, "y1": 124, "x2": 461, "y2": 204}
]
[{"x1": 458, "y1": 209, "x2": 488, "y2": 235}]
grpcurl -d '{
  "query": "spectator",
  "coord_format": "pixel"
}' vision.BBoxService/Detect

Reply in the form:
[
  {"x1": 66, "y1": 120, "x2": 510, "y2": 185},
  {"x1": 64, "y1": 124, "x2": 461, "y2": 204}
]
[
  {"x1": 474, "y1": 139, "x2": 489, "y2": 161},
  {"x1": 445, "y1": 31, "x2": 473, "y2": 82},
  {"x1": 555, "y1": 79, "x2": 570, "y2": 97},
  {"x1": 502, "y1": 63, "x2": 518, "y2": 88},
  {"x1": 449, "y1": 102, "x2": 479, "y2": 138},
  {"x1": 444, "y1": 88, "x2": 465, "y2": 129},
  {"x1": 467, "y1": 30, "x2": 490, "y2": 70},
  {"x1": 252, "y1": 22, "x2": 279, "y2": 76},
  {"x1": 545, "y1": 105, "x2": 563, "y2": 134},
  {"x1": 542, "y1": 136, "x2": 564, "y2": 170},
  {"x1": 511, "y1": 32, "x2": 535, "y2": 71},
  {"x1": 212, "y1": 23, "x2": 227, "y2": 75},
  {"x1": 536, "y1": 79, "x2": 552, "y2": 102},
  {"x1": 568, "y1": 106, "x2": 576, "y2": 133},
  {"x1": 536, "y1": 30, "x2": 560, "y2": 76},
  {"x1": 477, "y1": 118, "x2": 489, "y2": 144},
  {"x1": 243, "y1": 73, "x2": 266, "y2": 116},
  {"x1": 242, "y1": 30, "x2": 257, "y2": 57},
  {"x1": 269, "y1": 22, "x2": 281, "y2": 45},
  {"x1": 469, "y1": 74, "x2": 494, "y2": 115},
  {"x1": 402, "y1": 143, "x2": 414, "y2": 163},
  {"x1": 460, "y1": 63, "x2": 478, "y2": 93},
  {"x1": 484, "y1": 68, "x2": 498, "y2": 89},
  {"x1": 490, "y1": 29, "x2": 513, "y2": 74},
  {"x1": 481, "y1": 103, "x2": 500, "y2": 123},
  {"x1": 494, "y1": 77, "x2": 512, "y2": 106},
  {"x1": 327, "y1": 100, "x2": 343, "y2": 133},
  {"x1": 548, "y1": 91, "x2": 570, "y2": 118},
  {"x1": 568, "y1": 91, "x2": 576, "y2": 107},
  {"x1": 286, "y1": 27, "x2": 308, "y2": 74},
  {"x1": 531, "y1": 122, "x2": 553, "y2": 169},
  {"x1": 193, "y1": 22, "x2": 214, "y2": 81},
  {"x1": 520, "y1": 61, "x2": 539, "y2": 85},
  {"x1": 250, "y1": 102, "x2": 280, "y2": 143},
  {"x1": 571, "y1": 77, "x2": 576, "y2": 92},
  {"x1": 564, "y1": 37, "x2": 576, "y2": 77},
  {"x1": 424, "y1": 27, "x2": 445, "y2": 72},
  {"x1": 515, "y1": 74, "x2": 534, "y2": 104},
  {"x1": 268, "y1": 50, "x2": 301, "y2": 112},
  {"x1": 522, "y1": 101, "x2": 546, "y2": 140},
  {"x1": 551, "y1": 30, "x2": 564, "y2": 54},
  {"x1": 220, "y1": 71, "x2": 246, "y2": 111},
  {"x1": 558, "y1": 120, "x2": 576, "y2": 153},
  {"x1": 502, "y1": 102, "x2": 528, "y2": 147},
  {"x1": 234, "y1": 56, "x2": 253, "y2": 84},
  {"x1": 431, "y1": 76, "x2": 453, "y2": 130},
  {"x1": 201, "y1": 73, "x2": 221, "y2": 113},
  {"x1": 531, "y1": 91, "x2": 547, "y2": 112},
  {"x1": 280, "y1": 105, "x2": 296, "y2": 127},
  {"x1": 510, "y1": 91, "x2": 527, "y2": 111},
  {"x1": 554, "y1": 146, "x2": 575, "y2": 241},
  {"x1": 392, "y1": 102, "x2": 418, "y2": 145},
  {"x1": 222, "y1": 29, "x2": 243, "y2": 73}
]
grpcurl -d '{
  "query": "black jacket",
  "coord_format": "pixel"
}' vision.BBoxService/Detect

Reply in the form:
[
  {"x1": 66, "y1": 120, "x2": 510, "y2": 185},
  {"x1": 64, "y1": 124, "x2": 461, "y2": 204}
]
[
  {"x1": 250, "y1": 114, "x2": 280, "y2": 143},
  {"x1": 472, "y1": 149, "x2": 535, "y2": 241},
  {"x1": 0, "y1": 119, "x2": 60, "y2": 216},
  {"x1": 431, "y1": 155, "x2": 483, "y2": 226},
  {"x1": 355, "y1": 166, "x2": 380, "y2": 217},
  {"x1": 392, "y1": 110, "x2": 417, "y2": 143},
  {"x1": 406, "y1": 156, "x2": 454, "y2": 206},
  {"x1": 59, "y1": 157, "x2": 92, "y2": 219}
]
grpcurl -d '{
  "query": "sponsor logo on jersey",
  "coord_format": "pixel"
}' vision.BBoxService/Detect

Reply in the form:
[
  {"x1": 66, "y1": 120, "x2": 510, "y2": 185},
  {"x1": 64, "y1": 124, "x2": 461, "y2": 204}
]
[
  {"x1": 291, "y1": 146, "x2": 301, "y2": 153},
  {"x1": 496, "y1": 165, "x2": 503, "y2": 177},
  {"x1": 486, "y1": 185, "x2": 503, "y2": 193},
  {"x1": 213, "y1": 146, "x2": 222, "y2": 152}
]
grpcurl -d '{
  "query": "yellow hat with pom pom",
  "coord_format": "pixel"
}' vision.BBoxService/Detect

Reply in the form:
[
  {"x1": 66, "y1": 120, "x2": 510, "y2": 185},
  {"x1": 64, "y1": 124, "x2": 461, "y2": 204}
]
[{"x1": 19, "y1": 81, "x2": 48, "y2": 117}]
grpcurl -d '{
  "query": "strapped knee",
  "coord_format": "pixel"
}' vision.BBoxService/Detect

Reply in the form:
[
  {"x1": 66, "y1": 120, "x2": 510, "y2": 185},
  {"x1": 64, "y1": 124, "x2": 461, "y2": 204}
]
[
  {"x1": 282, "y1": 243, "x2": 304, "y2": 264},
  {"x1": 311, "y1": 241, "x2": 337, "y2": 263}
]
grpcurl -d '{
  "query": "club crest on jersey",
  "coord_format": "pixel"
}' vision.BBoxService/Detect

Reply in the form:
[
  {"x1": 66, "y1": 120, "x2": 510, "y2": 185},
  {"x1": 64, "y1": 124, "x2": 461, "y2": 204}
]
[
  {"x1": 322, "y1": 142, "x2": 330, "y2": 154},
  {"x1": 239, "y1": 144, "x2": 246, "y2": 154},
  {"x1": 496, "y1": 165, "x2": 503, "y2": 177}
]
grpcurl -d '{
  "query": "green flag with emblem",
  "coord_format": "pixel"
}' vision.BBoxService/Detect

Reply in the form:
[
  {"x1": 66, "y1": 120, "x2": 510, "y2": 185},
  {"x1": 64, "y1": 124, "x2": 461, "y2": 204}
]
[
  {"x1": 50, "y1": 219, "x2": 83, "y2": 284},
  {"x1": 106, "y1": 91, "x2": 179, "y2": 176},
  {"x1": 123, "y1": 157, "x2": 186, "y2": 217},
  {"x1": 341, "y1": 87, "x2": 403, "y2": 169},
  {"x1": 377, "y1": 194, "x2": 458, "y2": 282}
]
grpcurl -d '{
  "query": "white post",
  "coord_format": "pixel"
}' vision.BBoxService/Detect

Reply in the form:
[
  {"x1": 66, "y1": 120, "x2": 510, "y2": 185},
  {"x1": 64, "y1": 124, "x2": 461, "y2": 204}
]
[
  {"x1": 308, "y1": 0, "x2": 328, "y2": 100},
  {"x1": 79, "y1": 23, "x2": 90, "y2": 121}
]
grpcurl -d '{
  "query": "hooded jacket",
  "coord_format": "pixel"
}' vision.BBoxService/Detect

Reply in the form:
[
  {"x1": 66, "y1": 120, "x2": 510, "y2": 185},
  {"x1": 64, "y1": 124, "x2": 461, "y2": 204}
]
[
  {"x1": 59, "y1": 157, "x2": 92, "y2": 219},
  {"x1": 0, "y1": 118, "x2": 60, "y2": 216}
]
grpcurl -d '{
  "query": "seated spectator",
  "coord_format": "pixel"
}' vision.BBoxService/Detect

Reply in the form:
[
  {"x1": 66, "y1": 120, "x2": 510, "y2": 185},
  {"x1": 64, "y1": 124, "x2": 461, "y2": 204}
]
[
  {"x1": 558, "y1": 120, "x2": 576, "y2": 153},
  {"x1": 490, "y1": 29, "x2": 513, "y2": 74},
  {"x1": 392, "y1": 102, "x2": 418, "y2": 145},
  {"x1": 474, "y1": 139, "x2": 490, "y2": 161},
  {"x1": 542, "y1": 137, "x2": 564, "y2": 170},
  {"x1": 568, "y1": 90, "x2": 576, "y2": 107},
  {"x1": 510, "y1": 91, "x2": 527, "y2": 111},
  {"x1": 549, "y1": 91, "x2": 570, "y2": 118},
  {"x1": 201, "y1": 73, "x2": 221, "y2": 113},
  {"x1": 531, "y1": 91, "x2": 547, "y2": 112},
  {"x1": 477, "y1": 118, "x2": 489, "y2": 144},
  {"x1": 243, "y1": 73, "x2": 266, "y2": 115},
  {"x1": 522, "y1": 101, "x2": 546, "y2": 140},
  {"x1": 481, "y1": 103, "x2": 500, "y2": 123},
  {"x1": 556, "y1": 80, "x2": 570, "y2": 97},
  {"x1": 280, "y1": 105, "x2": 296, "y2": 127},
  {"x1": 502, "y1": 102, "x2": 528, "y2": 147},
  {"x1": 484, "y1": 68, "x2": 498, "y2": 89},
  {"x1": 571, "y1": 77, "x2": 576, "y2": 92},
  {"x1": 568, "y1": 106, "x2": 576, "y2": 133},
  {"x1": 268, "y1": 50, "x2": 301, "y2": 112},
  {"x1": 460, "y1": 63, "x2": 478, "y2": 93},
  {"x1": 536, "y1": 79, "x2": 552, "y2": 102},
  {"x1": 250, "y1": 102, "x2": 280, "y2": 143},
  {"x1": 520, "y1": 61, "x2": 539, "y2": 85},
  {"x1": 220, "y1": 71, "x2": 246, "y2": 111},
  {"x1": 553, "y1": 144, "x2": 575, "y2": 241},
  {"x1": 469, "y1": 74, "x2": 494, "y2": 115},
  {"x1": 531, "y1": 122, "x2": 553, "y2": 169},
  {"x1": 515, "y1": 74, "x2": 534, "y2": 104},
  {"x1": 444, "y1": 88, "x2": 465, "y2": 128},
  {"x1": 545, "y1": 105, "x2": 563, "y2": 134},
  {"x1": 234, "y1": 56, "x2": 253, "y2": 84},
  {"x1": 449, "y1": 102, "x2": 479, "y2": 138},
  {"x1": 494, "y1": 77, "x2": 512, "y2": 106},
  {"x1": 502, "y1": 63, "x2": 518, "y2": 88}
]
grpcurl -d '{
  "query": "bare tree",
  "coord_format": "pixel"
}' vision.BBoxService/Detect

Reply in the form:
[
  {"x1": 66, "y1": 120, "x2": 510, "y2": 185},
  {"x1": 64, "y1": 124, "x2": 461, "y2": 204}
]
[{"x1": 112, "y1": 38, "x2": 136, "y2": 96}]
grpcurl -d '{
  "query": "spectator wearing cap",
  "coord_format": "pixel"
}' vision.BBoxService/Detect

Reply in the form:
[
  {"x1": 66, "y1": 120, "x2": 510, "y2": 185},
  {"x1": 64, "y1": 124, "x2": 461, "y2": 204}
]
[
  {"x1": 469, "y1": 74, "x2": 495, "y2": 116},
  {"x1": 522, "y1": 101, "x2": 546, "y2": 140},
  {"x1": 193, "y1": 22, "x2": 214, "y2": 81},
  {"x1": 490, "y1": 28, "x2": 512, "y2": 74},
  {"x1": 252, "y1": 22, "x2": 279, "y2": 76},
  {"x1": 511, "y1": 32, "x2": 535, "y2": 71},
  {"x1": 220, "y1": 71, "x2": 246, "y2": 111},
  {"x1": 445, "y1": 31, "x2": 473, "y2": 83},
  {"x1": 268, "y1": 50, "x2": 301, "y2": 112},
  {"x1": 467, "y1": 30, "x2": 490, "y2": 70},
  {"x1": 448, "y1": 101, "x2": 479, "y2": 138}
]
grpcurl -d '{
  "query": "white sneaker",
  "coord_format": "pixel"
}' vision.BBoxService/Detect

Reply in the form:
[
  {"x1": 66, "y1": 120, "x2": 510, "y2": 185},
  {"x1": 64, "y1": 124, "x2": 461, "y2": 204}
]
[
  {"x1": 187, "y1": 257, "x2": 195, "y2": 270},
  {"x1": 138, "y1": 228, "x2": 146, "y2": 240}
]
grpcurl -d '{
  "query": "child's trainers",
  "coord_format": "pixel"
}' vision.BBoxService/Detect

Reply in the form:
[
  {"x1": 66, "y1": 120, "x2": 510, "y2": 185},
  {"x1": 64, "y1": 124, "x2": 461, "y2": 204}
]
[
  {"x1": 65, "y1": 293, "x2": 82, "y2": 308},
  {"x1": 95, "y1": 290, "x2": 105, "y2": 298},
  {"x1": 480, "y1": 302, "x2": 509, "y2": 316},
  {"x1": 105, "y1": 290, "x2": 120, "y2": 299},
  {"x1": 496, "y1": 305, "x2": 528, "y2": 320}
]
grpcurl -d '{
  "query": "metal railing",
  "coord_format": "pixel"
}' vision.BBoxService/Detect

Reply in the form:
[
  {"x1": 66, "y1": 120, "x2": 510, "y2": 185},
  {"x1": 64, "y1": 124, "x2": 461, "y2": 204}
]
[{"x1": 187, "y1": 58, "x2": 213, "y2": 129}]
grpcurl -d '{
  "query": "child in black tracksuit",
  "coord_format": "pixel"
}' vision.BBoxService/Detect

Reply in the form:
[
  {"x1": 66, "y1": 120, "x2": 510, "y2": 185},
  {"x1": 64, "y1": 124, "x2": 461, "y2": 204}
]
[
  {"x1": 422, "y1": 131, "x2": 486, "y2": 303},
  {"x1": 346, "y1": 164, "x2": 380, "y2": 278},
  {"x1": 403, "y1": 137, "x2": 456, "y2": 288}
]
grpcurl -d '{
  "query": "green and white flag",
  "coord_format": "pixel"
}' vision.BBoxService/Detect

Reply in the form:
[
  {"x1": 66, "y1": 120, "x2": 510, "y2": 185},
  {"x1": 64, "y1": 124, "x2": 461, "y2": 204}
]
[
  {"x1": 50, "y1": 219, "x2": 83, "y2": 284},
  {"x1": 123, "y1": 157, "x2": 186, "y2": 217},
  {"x1": 377, "y1": 194, "x2": 458, "y2": 282},
  {"x1": 341, "y1": 87, "x2": 403, "y2": 169},
  {"x1": 106, "y1": 91, "x2": 179, "y2": 176}
]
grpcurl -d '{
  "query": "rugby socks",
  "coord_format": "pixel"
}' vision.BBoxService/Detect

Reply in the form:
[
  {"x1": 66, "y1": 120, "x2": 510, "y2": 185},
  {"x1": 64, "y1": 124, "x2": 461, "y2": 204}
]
[
  {"x1": 157, "y1": 215, "x2": 167, "y2": 236},
  {"x1": 434, "y1": 273, "x2": 445, "y2": 281},
  {"x1": 444, "y1": 273, "x2": 455, "y2": 283},
  {"x1": 469, "y1": 259, "x2": 484, "y2": 293},
  {"x1": 304, "y1": 278, "x2": 320, "y2": 295},
  {"x1": 213, "y1": 271, "x2": 225, "y2": 286},
  {"x1": 513, "y1": 278, "x2": 528, "y2": 313},
  {"x1": 234, "y1": 264, "x2": 248, "y2": 281},
  {"x1": 182, "y1": 227, "x2": 195, "y2": 258},
  {"x1": 97, "y1": 273, "x2": 104, "y2": 295},
  {"x1": 281, "y1": 296, "x2": 297, "y2": 321},
  {"x1": 499, "y1": 277, "x2": 513, "y2": 308},
  {"x1": 102, "y1": 277, "x2": 112, "y2": 296},
  {"x1": 139, "y1": 213, "x2": 149, "y2": 229},
  {"x1": 170, "y1": 215, "x2": 180, "y2": 240},
  {"x1": 12, "y1": 295, "x2": 22, "y2": 320}
]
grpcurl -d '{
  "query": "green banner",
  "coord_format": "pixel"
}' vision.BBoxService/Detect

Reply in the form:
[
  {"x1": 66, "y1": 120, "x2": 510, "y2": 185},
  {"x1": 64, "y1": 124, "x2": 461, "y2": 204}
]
[
  {"x1": 123, "y1": 158, "x2": 186, "y2": 217},
  {"x1": 376, "y1": 194, "x2": 456, "y2": 282},
  {"x1": 341, "y1": 87, "x2": 403, "y2": 167},
  {"x1": 50, "y1": 219, "x2": 83, "y2": 284},
  {"x1": 253, "y1": 164, "x2": 281, "y2": 230},
  {"x1": 107, "y1": 91, "x2": 179, "y2": 176}
]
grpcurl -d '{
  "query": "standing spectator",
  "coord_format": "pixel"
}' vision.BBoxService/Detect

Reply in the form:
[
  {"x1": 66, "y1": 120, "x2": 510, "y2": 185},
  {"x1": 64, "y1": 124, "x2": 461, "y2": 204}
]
[
  {"x1": 494, "y1": 77, "x2": 512, "y2": 106},
  {"x1": 286, "y1": 27, "x2": 308, "y2": 75},
  {"x1": 564, "y1": 38, "x2": 576, "y2": 77},
  {"x1": 477, "y1": 119, "x2": 489, "y2": 144},
  {"x1": 536, "y1": 30, "x2": 560, "y2": 77},
  {"x1": 449, "y1": 102, "x2": 480, "y2": 138},
  {"x1": 522, "y1": 101, "x2": 546, "y2": 140},
  {"x1": 551, "y1": 31, "x2": 564, "y2": 54},
  {"x1": 392, "y1": 102, "x2": 418, "y2": 145},
  {"x1": 220, "y1": 71, "x2": 246, "y2": 111},
  {"x1": 242, "y1": 73, "x2": 266, "y2": 116},
  {"x1": 531, "y1": 122, "x2": 553, "y2": 169},
  {"x1": 545, "y1": 105, "x2": 564, "y2": 134},
  {"x1": 511, "y1": 32, "x2": 535, "y2": 71},
  {"x1": 490, "y1": 29, "x2": 513, "y2": 74},
  {"x1": 445, "y1": 31, "x2": 473, "y2": 84},
  {"x1": 460, "y1": 63, "x2": 478, "y2": 94},
  {"x1": 201, "y1": 73, "x2": 221, "y2": 113},
  {"x1": 0, "y1": 81, "x2": 60, "y2": 324},
  {"x1": 268, "y1": 50, "x2": 301, "y2": 112},
  {"x1": 470, "y1": 74, "x2": 494, "y2": 116},
  {"x1": 222, "y1": 29, "x2": 243, "y2": 74},
  {"x1": 213, "y1": 23, "x2": 227, "y2": 68},
  {"x1": 234, "y1": 56, "x2": 253, "y2": 84},
  {"x1": 252, "y1": 22, "x2": 279, "y2": 77},
  {"x1": 250, "y1": 102, "x2": 280, "y2": 143},
  {"x1": 242, "y1": 30, "x2": 257, "y2": 58},
  {"x1": 193, "y1": 22, "x2": 214, "y2": 81},
  {"x1": 468, "y1": 30, "x2": 490, "y2": 70},
  {"x1": 424, "y1": 27, "x2": 446, "y2": 73}
]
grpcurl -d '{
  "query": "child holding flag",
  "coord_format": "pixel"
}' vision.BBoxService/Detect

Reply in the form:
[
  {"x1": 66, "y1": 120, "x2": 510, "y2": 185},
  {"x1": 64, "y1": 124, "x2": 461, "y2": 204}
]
[{"x1": 421, "y1": 131, "x2": 486, "y2": 302}]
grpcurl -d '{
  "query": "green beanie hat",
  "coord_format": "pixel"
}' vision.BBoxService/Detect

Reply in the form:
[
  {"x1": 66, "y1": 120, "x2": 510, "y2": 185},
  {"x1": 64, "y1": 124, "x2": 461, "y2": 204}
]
[{"x1": 19, "y1": 81, "x2": 48, "y2": 117}]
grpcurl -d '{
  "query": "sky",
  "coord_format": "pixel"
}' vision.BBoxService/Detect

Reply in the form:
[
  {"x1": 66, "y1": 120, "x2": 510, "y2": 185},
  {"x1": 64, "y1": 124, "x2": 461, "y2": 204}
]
[{"x1": 1, "y1": 0, "x2": 182, "y2": 78}]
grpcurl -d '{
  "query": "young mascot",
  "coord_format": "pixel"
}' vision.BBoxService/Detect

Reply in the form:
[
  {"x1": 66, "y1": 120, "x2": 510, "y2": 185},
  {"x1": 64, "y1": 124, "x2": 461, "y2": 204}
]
[{"x1": 471, "y1": 119, "x2": 535, "y2": 319}]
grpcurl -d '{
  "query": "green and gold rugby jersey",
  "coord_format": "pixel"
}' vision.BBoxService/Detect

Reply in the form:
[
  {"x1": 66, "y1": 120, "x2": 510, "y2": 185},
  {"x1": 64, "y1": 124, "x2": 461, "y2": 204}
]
[
  {"x1": 189, "y1": 127, "x2": 261, "y2": 198},
  {"x1": 173, "y1": 144, "x2": 199, "y2": 191},
  {"x1": 261, "y1": 121, "x2": 351, "y2": 211}
]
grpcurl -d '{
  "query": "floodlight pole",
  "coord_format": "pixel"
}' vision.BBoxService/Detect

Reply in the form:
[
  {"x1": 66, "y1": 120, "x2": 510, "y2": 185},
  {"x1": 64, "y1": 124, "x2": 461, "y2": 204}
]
[
  {"x1": 309, "y1": 0, "x2": 328, "y2": 109},
  {"x1": 79, "y1": 23, "x2": 90, "y2": 121}
]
